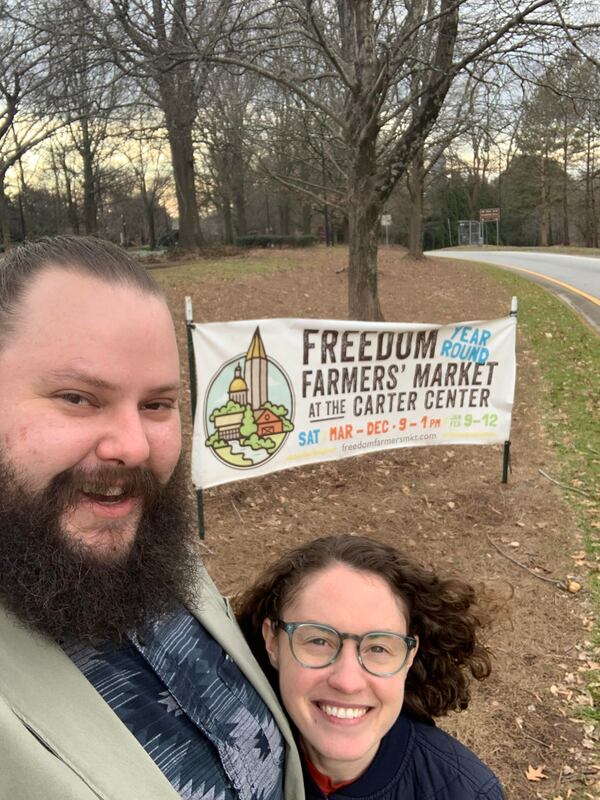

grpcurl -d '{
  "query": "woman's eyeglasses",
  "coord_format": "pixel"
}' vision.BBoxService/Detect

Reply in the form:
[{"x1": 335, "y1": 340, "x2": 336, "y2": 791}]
[{"x1": 277, "y1": 620, "x2": 417, "y2": 677}]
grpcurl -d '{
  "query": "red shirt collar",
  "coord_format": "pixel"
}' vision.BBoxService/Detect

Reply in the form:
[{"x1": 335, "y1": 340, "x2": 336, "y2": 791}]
[{"x1": 305, "y1": 757, "x2": 356, "y2": 796}]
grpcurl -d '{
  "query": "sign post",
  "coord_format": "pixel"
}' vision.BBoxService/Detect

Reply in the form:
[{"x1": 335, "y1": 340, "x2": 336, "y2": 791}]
[
  {"x1": 502, "y1": 296, "x2": 518, "y2": 483},
  {"x1": 480, "y1": 208, "x2": 501, "y2": 245},
  {"x1": 184, "y1": 296, "x2": 206, "y2": 539},
  {"x1": 381, "y1": 214, "x2": 392, "y2": 246}
]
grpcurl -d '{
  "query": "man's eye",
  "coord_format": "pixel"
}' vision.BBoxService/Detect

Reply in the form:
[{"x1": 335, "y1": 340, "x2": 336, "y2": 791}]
[
  {"x1": 59, "y1": 393, "x2": 91, "y2": 406},
  {"x1": 144, "y1": 400, "x2": 176, "y2": 411}
]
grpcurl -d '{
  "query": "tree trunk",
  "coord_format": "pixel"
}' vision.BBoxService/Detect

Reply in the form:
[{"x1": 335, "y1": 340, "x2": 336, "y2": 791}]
[
  {"x1": 148, "y1": 206, "x2": 157, "y2": 250},
  {"x1": 348, "y1": 197, "x2": 382, "y2": 320},
  {"x1": 301, "y1": 202, "x2": 311, "y2": 235},
  {"x1": 346, "y1": 121, "x2": 382, "y2": 318},
  {"x1": 278, "y1": 192, "x2": 290, "y2": 236},
  {"x1": 407, "y1": 147, "x2": 425, "y2": 259},
  {"x1": 138, "y1": 177, "x2": 157, "y2": 249},
  {"x1": 162, "y1": 89, "x2": 203, "y2": 250},
  {"x1": 0, "y1": 173, "x2": 11, "y2": 248},
  {"x1": 347, "y1": 132, "x2": 382, "y2": 319},
  {"x1": 16, "y1": 157, "x2": 30, "y2": 240},
  {"x1": 585, "y1": 129, "x2": 596, "y2": 248},
  {"x1": 590, "y1": 153, "x2": 598, "y2": 249},
  {"x1": 539, "y1": 156, "x2": 549, "y2": 247},
  {"x1": 60, "y1": 154, "x2": 79, "y2": 235},
  {"x1": 50, "y1": 152, "x2": 63, "y2": 233},
  {"x1": 323, "y1": 202, "x2": 331, "y2": 247},
  {"x1": 80, "y1": 119, "x2": 98, "y2": 235},
  {"x1": 342, "y1": 0, "x2": 384, "y2": 320},
  {"x1": 222, "y1": 196, "x2": 234, "y2": 244},
  {"x1": 562, "y1": 134, "x2": 569, "y2": 245},
  {"x1": 232, "y1": 165, "x2": 247, "y2": 237}
]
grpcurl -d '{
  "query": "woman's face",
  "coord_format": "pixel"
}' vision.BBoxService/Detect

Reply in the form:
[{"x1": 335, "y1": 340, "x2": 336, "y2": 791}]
[{"x1": 262, "y1": 563, "x2": 418, "y2": 782}]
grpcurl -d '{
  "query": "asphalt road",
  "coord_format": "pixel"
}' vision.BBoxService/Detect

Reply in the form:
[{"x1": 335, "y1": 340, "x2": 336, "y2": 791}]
[{"x1": 426, "y1": 249, "x2": 600, "y2": 333}]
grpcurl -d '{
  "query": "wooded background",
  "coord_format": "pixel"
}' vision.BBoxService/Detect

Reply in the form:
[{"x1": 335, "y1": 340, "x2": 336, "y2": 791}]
[{"x1": 2, "y1": 0, "x2": 599, "y2": 317}]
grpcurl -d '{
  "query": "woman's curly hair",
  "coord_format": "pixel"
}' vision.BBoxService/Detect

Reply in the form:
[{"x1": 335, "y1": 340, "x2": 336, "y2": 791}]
[{"x1": 234, "y1": 534, "x2": 492, "y2": 722}]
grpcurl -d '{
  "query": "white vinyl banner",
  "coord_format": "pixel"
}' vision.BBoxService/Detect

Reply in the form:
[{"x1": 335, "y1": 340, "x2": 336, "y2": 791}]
[{"x1": 191, "y1": 317, "x2": 516, "y2": 489}]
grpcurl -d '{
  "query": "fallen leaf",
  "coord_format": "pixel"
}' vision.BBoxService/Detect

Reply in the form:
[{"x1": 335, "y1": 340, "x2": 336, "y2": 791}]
[
  {"x1": 526, "y1": 764, "x2": 548, "y2": 781},
  {"x1": 582, "y1": 738, "x2": 595, "y2": 749}
]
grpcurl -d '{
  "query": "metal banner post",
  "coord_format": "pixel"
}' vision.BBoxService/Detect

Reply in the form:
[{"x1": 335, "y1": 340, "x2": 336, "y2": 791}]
[
  {"x1": 185, "y1": 296, "x2": 206, "y2": 539},
  {"x1": 502, "y1": 295, "x2": 518, "y2": 484}
]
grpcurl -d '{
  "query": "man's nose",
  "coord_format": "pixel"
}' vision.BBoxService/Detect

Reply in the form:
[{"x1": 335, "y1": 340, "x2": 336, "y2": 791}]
[
  {"x1": 95, "y1": 407, "x2": 151, "y2": 466},
  {"x1": 326, "y1": 641, "x2": 368, "y2": 694}
]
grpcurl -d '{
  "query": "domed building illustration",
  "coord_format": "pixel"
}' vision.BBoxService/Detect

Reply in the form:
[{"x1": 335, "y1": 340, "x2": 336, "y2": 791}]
[
  {"x1": 205, "y1": 327, "x2": 294, "y2": 468},
  {"x1": 228, "y1": 363, "x2": 248, "y2": 405}
]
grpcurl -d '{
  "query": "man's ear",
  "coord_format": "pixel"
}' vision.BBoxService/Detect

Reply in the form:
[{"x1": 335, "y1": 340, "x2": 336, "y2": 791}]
[{"x1": 262, "y1": 618, "x2": 280, "y2": 669}]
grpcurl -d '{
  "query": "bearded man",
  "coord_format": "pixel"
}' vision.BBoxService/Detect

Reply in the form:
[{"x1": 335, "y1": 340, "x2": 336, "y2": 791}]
[{"x1": 0, "y1": 236, "x2": 303, "y2": 800}]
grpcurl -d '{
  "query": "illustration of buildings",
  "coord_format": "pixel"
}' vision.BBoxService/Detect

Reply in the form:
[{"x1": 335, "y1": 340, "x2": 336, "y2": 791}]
[
  {"x1": 207, "y1": 326, "x2": 294, "y2": 465},
  {"x1": 210, "y1": 326, "x2": 292, "y2": 450}
]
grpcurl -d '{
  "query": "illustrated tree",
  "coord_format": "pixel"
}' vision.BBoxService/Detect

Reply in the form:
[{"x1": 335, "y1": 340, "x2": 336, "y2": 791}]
[{"x1": 240, "y1": 405, "x2": 258, "y2": 439}]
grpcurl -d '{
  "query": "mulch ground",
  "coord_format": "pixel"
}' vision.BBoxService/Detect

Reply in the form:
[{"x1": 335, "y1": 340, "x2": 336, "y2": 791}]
[{"x1": 158, "y1": 247, "x2": 598, "y2": 800}]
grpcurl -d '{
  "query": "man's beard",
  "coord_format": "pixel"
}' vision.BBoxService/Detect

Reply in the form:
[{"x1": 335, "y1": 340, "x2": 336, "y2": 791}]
[{"x1": 0, "y1": 457, "x2": 199, "y2": 644}]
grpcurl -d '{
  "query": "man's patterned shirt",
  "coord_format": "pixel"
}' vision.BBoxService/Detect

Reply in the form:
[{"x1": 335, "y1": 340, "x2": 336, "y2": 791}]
[{"x1": 64, "y1": 605, "x2": 285, "y2": 800}]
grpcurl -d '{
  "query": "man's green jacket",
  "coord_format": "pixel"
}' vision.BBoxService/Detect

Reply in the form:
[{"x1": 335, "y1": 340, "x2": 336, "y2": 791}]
[{"x1": 0, "y1": 569, "x2": 304, "y2": 800}]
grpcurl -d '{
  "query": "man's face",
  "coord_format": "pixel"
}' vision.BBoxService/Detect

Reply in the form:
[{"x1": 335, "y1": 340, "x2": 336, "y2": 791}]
[{"x1": 0, "y1": 267, "x2": 182, "y2": 559}]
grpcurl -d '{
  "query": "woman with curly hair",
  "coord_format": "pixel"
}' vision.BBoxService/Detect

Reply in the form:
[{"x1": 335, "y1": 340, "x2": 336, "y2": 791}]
[{"x1": 235, "y1": 534, "x2": 504, "y2": 800}]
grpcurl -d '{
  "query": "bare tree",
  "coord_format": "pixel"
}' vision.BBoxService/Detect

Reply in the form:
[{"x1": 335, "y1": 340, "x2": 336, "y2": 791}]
[
  {"x1": 74, "y1": 0, "x2": 234, "y2": 250},
  {"x1": 210, "y1": 0, "x2": 582, "y2": 318},
  {"x1": 53, "y1": 22, "x2": 126, "y2": 236},
  {"x1": 197, "y1": 70, "x2": 259, "y2": 242},
  {"x1": 120, "y1": 117, "x2": 171, "y2": 248},
  {"x1": 0, "y1": 2, "x2": 59, "y2": 246}
]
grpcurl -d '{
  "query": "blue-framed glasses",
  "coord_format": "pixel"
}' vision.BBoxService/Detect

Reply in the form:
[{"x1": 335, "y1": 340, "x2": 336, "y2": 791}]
[{"x1": 277, "y1": 620, "x2": 417, "y2": 677}]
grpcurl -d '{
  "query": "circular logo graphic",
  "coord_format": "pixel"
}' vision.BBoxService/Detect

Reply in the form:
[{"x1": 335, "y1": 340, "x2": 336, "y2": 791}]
[{"x1": 203, "y1": 336, "x2": 295, "y2": 470}]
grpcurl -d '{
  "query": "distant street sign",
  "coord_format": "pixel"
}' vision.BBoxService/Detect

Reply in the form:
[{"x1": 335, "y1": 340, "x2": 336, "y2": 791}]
[
  {"x1": 381, "y1": 214, "x2": 392, "y2": 226},
  {"x1": 480, "y1": 208, "x2": 500, "y2": 221}
]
